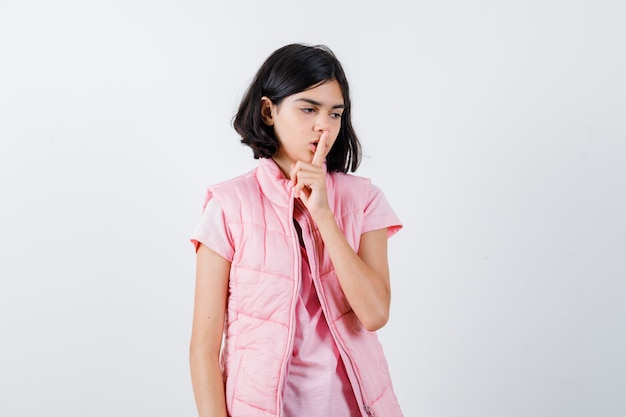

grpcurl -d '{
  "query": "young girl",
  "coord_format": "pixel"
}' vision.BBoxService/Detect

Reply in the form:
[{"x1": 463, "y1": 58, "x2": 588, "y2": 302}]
[{"x1": 190, "y1": 44, "x2": 404, "y2": 417}]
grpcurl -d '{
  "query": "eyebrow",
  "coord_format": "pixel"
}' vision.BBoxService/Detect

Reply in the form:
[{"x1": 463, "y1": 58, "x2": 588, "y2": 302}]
[{"x1": 295, "y1": 98, "x2": 345, "y2": 109}]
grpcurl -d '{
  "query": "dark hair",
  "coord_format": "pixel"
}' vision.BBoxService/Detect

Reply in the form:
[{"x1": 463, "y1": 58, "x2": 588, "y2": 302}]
[{"x1": 234, "y1": 43, "x2": 361, "y2": 173}]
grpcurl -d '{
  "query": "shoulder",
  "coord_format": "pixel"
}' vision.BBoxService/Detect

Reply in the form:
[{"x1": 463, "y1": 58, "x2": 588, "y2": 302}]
[
  {"x1": 328, "y1": 171, "x2": 396, "y2": 213},
  {"x1": 328, "y1": 171, "x2": 372, "y2": 192},
  {"x1": 210, "y1": 167, "x2": 261, "y2": 195},
  {"x1": 327, "y1": 171, "x2": 376, "y2": 214},
  {"x1": 208, "y1": 168, "x2": 258, "y2": 192},
  {"x1": 202, "y1": 167, "x2": 260, "y2": 208}
]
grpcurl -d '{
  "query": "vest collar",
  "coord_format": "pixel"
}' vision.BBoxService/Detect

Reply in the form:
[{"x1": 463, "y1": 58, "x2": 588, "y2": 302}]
[
  {"x1": 256, "y1": 157, "x2": 333, "y2": 209},
  {"x1": 256, "y1": 157, "x2": 293, "y2": 208}
]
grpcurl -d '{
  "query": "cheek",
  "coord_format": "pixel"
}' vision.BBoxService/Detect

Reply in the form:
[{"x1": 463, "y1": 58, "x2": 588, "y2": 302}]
[{"x1": 333, "y1": 121, "x2": 342, "y2": 136}]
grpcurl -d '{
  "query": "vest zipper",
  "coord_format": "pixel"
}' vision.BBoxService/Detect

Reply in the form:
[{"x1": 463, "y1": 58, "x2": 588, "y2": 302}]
[
  {"x1": 298, "y1": 201, "x2": 375, "y2": 417},
  {"x1": 277, "y1": 190, "x2": 301, "y2": 417}
]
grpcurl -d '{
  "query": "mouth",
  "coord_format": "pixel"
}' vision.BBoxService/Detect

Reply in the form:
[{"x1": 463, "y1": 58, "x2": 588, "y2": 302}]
[{"x1": 309, "y1": 141, "x2": 319, "y2": 152}]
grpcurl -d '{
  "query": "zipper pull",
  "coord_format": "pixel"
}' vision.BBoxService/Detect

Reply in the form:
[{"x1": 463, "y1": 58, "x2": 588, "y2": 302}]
[{"x1": 364, "y1": 404, "x2": 376, "y2": 416}]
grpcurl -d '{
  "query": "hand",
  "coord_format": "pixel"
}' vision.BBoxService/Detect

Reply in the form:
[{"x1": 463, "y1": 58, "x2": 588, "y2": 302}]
[{"x1": 290, "y1": 131, "x2": 333, "y2": 219}]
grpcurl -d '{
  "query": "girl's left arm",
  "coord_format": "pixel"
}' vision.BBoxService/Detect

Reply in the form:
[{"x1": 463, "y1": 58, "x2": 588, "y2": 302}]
[
  {"x1": 315, "y1": 213, "x2": 391, "y2": 332},
  {"x1": 292, "y1": 132, "x2": 392, "y2": 331}
]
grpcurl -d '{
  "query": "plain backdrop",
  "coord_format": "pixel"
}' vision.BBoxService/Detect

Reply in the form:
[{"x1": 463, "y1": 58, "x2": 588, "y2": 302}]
[{"x1": 1, "y1": 1, "x2": 625, "y2": 416}]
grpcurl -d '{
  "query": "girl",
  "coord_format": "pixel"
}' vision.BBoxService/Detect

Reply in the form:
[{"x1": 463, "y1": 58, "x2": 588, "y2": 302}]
[{"x1": 190, "y1": 44, "x2": 404, "y2": 417}]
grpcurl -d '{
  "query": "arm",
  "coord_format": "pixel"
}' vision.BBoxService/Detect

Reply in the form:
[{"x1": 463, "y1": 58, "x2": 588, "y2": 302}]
[
  {"x1": 189, "y1": 243, "x2": 230, "y2": 417},
  {"x1": 316, "y1": 217, "x2": 391, "y2": 331},
  {"x1": 291, "y1": 132, "x2": 392, "y2": 331}
]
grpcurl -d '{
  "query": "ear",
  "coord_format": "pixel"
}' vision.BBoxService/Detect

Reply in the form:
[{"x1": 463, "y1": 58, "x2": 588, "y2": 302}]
[{"x1": 260, "y1": 96, "x2": 275, "y2": 126}]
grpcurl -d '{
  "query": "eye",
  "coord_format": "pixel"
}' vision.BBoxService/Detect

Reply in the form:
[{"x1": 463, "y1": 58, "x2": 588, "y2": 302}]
[
  {"x1": 301, "y1": 107, "x2": 315, "y2": 114},
  {"x1": 330, "y1": 112, "x2": 343, "y2": 119}
]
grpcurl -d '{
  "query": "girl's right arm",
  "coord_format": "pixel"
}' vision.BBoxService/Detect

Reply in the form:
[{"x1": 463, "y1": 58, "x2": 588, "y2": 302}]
[{"x1": 190, "y1": 243, "x2": 230, "y2": 417}]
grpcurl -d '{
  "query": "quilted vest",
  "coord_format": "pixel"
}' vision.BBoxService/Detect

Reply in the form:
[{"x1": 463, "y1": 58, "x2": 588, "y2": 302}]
[{"x1": 205, "y1": 158, "x2": 403, "y2": 417}]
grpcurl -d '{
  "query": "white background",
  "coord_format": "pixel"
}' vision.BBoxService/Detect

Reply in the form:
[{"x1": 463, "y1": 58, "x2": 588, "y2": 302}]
[{"x1": 1, "y1": 1, "x2": 625, "y2": 416}]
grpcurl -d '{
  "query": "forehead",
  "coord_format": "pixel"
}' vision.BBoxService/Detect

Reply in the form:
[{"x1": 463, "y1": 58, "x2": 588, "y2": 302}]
[{"x1": 289, "y1": 80, "x2": 344, "y2": 104}]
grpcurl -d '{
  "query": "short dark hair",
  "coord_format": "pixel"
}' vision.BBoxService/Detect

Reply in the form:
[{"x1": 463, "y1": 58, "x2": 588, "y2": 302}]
[{"x1": 233, "y1": 43, "x2": 361, "y2": 173}]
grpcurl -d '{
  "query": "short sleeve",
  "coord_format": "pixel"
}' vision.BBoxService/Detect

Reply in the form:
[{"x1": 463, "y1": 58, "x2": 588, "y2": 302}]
[
  {"x1": 190, "y1": 198, "x2": 234, "y2": 262},
  {"x1": 362, "y1": 184, "x2": 403, "y2": 238}
]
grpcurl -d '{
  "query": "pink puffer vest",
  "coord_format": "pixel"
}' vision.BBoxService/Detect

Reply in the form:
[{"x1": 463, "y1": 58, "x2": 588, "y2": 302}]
[{"x1": 204, "y1": 158, "x2": 403, "y2": 417}]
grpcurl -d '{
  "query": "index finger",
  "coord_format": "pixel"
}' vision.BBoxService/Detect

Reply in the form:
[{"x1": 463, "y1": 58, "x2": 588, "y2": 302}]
[{"x1": 311, "y1": 131, "x2": 330, "y2": 167}]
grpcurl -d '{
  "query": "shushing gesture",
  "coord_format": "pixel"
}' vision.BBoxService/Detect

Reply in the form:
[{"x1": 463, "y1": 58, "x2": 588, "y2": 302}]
[{"x1": 289, "y1": 130, "x2": 333, "y2": 220}]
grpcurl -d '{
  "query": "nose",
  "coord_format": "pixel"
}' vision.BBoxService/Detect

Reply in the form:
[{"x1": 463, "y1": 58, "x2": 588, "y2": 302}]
[{"x1": 314, "y1": 114, "x2": 330, "y2": 132}]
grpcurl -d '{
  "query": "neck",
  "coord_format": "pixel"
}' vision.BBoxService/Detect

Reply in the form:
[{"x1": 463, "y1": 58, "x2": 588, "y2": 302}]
[{"x1": 271, "y1": 156, "x2": 292, "y2": 180}]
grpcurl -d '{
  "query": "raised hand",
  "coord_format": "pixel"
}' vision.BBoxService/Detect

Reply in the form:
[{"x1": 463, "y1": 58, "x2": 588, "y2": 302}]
[
  {"x1": 289, "y1": 131, "x2": 332, "y2": 220},
  {"x1": 290, "y1": 130, "x2": 393, "y2": 333}
]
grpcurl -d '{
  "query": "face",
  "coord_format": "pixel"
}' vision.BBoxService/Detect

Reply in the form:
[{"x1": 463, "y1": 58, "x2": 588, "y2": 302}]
[{"x1": 261, "y1": 79, "x2": 344, "y2": 178}]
